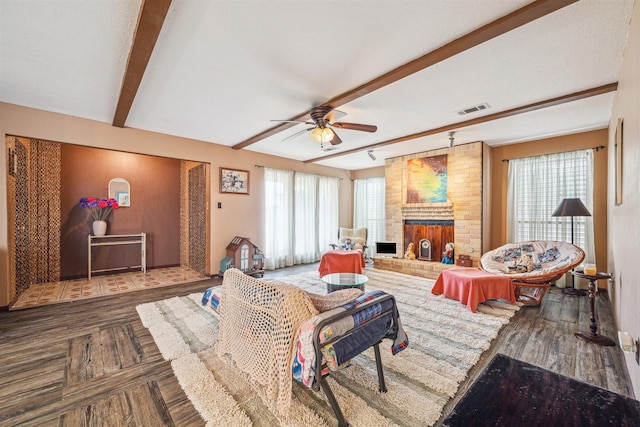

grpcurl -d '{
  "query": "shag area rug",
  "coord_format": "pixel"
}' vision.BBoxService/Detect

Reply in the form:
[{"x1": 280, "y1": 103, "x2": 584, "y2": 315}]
[{"x1": 136, "y1": 268, "x2": 521, "y2": 426}]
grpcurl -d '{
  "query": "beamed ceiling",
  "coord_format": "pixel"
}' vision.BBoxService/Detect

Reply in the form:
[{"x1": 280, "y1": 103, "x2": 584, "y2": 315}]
[{"x1": 0, "y1": 0, "x2": 634, "y2": 170}]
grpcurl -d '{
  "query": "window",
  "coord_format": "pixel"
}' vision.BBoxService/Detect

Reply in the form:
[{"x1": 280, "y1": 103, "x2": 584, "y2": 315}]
[
  {"x1": 240, "y1": 244, "x2": 249, "y2": 271},
  {"x1": 263, "y1": 168, "x2": 339, "y2": 270},
  {"x1": 354, "y1": 177, "x2": 386, "y2": 257},
  {"x1": 507, "y1": 149, "x2": 595, "y2": 263}
]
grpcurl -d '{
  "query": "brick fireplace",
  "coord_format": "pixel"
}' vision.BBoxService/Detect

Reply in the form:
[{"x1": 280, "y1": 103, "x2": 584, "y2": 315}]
[{"x1": 375, "y1": 142, "x2": 485, "y2": 279}]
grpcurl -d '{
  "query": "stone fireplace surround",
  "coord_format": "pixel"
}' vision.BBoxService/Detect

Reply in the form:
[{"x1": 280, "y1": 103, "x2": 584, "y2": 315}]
[{"x1": 375, "y1": 142, "x2": 484, "y2": 280}]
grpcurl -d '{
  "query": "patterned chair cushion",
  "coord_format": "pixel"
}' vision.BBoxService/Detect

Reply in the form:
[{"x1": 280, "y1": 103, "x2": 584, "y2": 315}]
[{"x1": 481, "y1": 240, "x2": 584, "y2": 278}]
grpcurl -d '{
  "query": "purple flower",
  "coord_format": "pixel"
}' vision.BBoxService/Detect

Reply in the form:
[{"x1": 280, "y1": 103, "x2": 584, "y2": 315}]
[{"x1": 79, "y1": 197, "x2": 120, "y2": 221}]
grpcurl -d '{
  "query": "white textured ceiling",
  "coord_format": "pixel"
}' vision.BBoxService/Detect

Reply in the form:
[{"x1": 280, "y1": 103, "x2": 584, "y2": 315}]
[{"x1": 0, "y1": 0, "x2": 635, "y2": 170}]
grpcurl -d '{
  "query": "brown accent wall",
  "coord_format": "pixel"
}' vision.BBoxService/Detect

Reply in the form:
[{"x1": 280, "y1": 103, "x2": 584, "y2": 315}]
[
  {"x1": 60, "y1": 144, "x2": 182, "y2": 278},
  {"x1": 488, "y1": 129, "x2": 609, "y2": 278}
]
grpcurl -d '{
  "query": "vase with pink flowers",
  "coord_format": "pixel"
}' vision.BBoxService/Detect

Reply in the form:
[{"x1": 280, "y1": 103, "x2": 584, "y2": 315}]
[{"x1": 79, "y1": 197, "x2": 119, "y2": 236}]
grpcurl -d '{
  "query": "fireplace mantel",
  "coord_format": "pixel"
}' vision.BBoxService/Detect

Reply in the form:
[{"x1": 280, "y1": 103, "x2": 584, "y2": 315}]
[{"x1": 401, "y1": 201, "x2": 454, "y2": 220}]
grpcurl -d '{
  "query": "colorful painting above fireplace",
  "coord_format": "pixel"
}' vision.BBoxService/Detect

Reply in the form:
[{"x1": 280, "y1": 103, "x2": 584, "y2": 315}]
[{"x1": 406, "y1": 154, "x2": 448, "y2": 203}]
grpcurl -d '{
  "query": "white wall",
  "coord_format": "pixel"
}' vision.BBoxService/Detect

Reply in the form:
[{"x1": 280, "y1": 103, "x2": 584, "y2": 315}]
[{"x1": 608, "y1": 0, "x2": 640, "y2": 397}]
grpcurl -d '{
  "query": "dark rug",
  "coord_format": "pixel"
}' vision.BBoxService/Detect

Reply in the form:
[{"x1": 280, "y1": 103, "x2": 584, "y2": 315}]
[{"x1": 443, "y1": 353, "x2": 640, "y2": 427}]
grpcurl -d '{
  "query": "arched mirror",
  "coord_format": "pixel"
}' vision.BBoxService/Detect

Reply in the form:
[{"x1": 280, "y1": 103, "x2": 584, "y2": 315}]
[{"x1": 108, "y1": 178, "x2": 130, "y2": 207}]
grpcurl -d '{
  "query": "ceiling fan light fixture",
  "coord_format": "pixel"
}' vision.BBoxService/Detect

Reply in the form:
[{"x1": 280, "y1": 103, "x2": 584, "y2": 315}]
[
  {"x1": 311, "y1": 127, "x2": 323, "y2": 142},
  {"x1": 321, "y1": 127, "x2": 334, "y2": 143},
  {"x1": 311, "y1": 127, "x2": 335, "y2": 143}
]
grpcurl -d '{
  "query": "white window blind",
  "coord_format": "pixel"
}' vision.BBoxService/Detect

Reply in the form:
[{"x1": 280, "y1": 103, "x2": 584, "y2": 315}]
[
  {"x1": 507, "y1": 149, "x2": 595, "y2": 263},
  {"x1": 354, "y1": 177, "x2": 386, "y2": 257}
]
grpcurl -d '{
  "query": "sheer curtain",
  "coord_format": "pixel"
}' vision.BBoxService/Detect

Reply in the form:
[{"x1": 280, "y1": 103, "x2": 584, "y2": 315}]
[
  {"x1": 263, "y1": 168, "x2": 294, "y2": 270},
  {"x1": 318, "y1": 175, "x2": 340, "y2": 255},
  {"x1": 354, "y1": 177, "x2": 386, "y2": 257},
  {"x1": 294, "y1": 173, "x2": 318, "y2": 264},
  {"x1": 507, "y1": 149, "x2": 595, "y2": 265},
  {"x1": 263, "y1": 168, "x2": 339, "y2": 270}
]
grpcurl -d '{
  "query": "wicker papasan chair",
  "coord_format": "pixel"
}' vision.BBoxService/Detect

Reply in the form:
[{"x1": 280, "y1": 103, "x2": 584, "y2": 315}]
[{"x1": 480, "y1": 240, "x2": 585, "y2": 305}]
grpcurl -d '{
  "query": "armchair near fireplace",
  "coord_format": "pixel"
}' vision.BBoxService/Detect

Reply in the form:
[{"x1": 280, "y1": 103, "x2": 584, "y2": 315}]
[{"x1": 329, "y1": 227, "x2": 368, "y2": 253}]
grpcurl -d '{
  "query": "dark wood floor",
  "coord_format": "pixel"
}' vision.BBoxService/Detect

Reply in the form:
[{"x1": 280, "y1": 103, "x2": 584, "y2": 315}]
[
  {"x1": 0, "y1": 264, "x2": 634, "y2": 426},
  {"x1": 435, "y1": 282, "x2": 635, "y2": 426}
]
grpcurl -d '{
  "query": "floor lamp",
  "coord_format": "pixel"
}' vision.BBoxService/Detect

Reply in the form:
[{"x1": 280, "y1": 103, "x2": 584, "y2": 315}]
[{"x1": 552, "y1": 198, "x2": 591, "y2": 295}]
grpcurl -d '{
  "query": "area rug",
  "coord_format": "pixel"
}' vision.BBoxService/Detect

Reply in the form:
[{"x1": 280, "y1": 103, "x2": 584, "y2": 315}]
[
  {"x1": 136, "y1": 268, "x2": 521, "y2": 426},
  {"x1": 443, "y1": 353, "x2": 640, "y2": 427}
]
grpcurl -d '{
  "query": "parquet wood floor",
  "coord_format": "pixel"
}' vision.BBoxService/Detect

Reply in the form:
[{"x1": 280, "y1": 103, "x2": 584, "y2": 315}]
[{"x1": 0, "y1": 264, "x2": 634, "y2": 426}]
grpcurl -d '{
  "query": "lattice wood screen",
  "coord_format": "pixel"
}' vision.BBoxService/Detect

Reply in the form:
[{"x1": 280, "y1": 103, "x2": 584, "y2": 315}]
[
  {"x1": 6, "y1": 136, "x2": 61, "y2": 302},
  {"x1": 180, "y1": 161, "x2": 209, "y2": 275}
]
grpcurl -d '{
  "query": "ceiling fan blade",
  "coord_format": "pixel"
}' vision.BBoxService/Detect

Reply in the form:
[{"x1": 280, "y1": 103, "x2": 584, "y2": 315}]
[
  {"x1": 271, "y1": 119, "x2": 314, "y2": 125},
  {"x1": 332, "y1": 122, "x2": 377, "y2": 132},
  {"x1": 329, "y1": 130, "x2": 342, "y2": 145},
  {"x1": 324, "y1": 109, "x2": 347, "y2": 123},
  {"x1": 282, "y1": 127, "x2": 313, "y2": 142}
]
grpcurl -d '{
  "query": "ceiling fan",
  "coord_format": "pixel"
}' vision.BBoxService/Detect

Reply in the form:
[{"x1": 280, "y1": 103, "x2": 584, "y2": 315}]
[{"x1": 273, "y1": 106, "x2": 377, "y2": 147}]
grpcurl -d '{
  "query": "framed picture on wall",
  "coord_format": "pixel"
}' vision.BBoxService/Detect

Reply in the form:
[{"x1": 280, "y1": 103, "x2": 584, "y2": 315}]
[
  {"x1": 406, "y1": 155, "x2": 448, "y2": 204},
  {"x1": 220, "y1": 167, "x2": 250, "y2": 194},
  {"x1": 615, "y1": 118, "x2": 623, "y2": 206},
  {"x1": 116, "y1": 191, "x2": 130, "y2": 207}
]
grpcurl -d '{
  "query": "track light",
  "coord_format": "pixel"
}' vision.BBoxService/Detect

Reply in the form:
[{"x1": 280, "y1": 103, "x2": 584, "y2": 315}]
[
  {"x1": 448, "y1": 131, "x2": 456, "y2": 148},
  {"x1": 367, "y1": 150, "x2": 376, "y2": 161}
]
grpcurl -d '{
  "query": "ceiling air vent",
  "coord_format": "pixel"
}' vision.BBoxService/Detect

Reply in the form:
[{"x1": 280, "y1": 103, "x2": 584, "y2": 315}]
[{"x1": 456, "y1": 103, "x2": 490, "y2": 116}]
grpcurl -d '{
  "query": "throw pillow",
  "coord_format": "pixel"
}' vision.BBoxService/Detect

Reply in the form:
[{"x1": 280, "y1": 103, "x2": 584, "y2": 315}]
[
  {"x1": 538, "y1": 246, "x2": 560, "y2": 263},
  {"x1": 201, "y1": 285, "x2": 222, "y2": 314},
  {"x1": 305, "y1": 288, "x2": 364, "y2": 312},
  {"x1": 501, "y1": 247, "x2": 522, "y2": 262}
]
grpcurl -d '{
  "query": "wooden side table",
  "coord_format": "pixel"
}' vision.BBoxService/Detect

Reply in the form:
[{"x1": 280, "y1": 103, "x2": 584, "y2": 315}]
[{"x1": 571, "y1": 271, "x2": 615, "y2": 346}]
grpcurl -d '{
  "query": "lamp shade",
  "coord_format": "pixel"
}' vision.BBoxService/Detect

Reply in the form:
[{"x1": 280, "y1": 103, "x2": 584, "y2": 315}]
[
  {"x1": 311, "y1": 127, "x2": 335, "y2": 143},
  {"x1": 552, "y1": 198, "x2": 591, "y2": 217},
  {"x1": 311, "y1": 127, "x2": 323, "y2": 142},
  {"x1": 321, "y1": 127, "x2": 334, "y2": 142}
]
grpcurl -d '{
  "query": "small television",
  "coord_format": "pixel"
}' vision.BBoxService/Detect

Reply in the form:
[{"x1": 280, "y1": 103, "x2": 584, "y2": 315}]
[{"x1": 375, "y1": 241, "x2": 397, "y2": 257}]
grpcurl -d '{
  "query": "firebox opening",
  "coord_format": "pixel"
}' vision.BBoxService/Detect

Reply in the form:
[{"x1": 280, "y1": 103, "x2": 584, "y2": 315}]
[{"x1": 403, "y1": 220, "x2": 454, "y2": 262}]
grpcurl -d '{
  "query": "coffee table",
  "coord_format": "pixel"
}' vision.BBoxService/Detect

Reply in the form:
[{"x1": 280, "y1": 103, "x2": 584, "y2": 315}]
[
  {"x1": 321, "y1": 272, "x2": 368, "y2": 293},
  {"x1": 432, "y1": 268, "x2": 516, "y2": 313}
]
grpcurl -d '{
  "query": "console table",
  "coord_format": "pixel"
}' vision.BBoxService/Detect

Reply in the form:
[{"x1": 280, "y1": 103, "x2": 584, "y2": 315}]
[{"x1": 88, "y1": 233, "x2": 146, "y2": 279}]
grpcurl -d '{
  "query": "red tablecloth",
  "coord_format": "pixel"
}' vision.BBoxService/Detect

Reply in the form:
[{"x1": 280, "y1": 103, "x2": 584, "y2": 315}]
[
  {"x1": 318, "y1": 250, "x2": 365, "y2": 277},
  {"x1": 432, "y1": 268, "x2": 516, "y2": 313}
]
